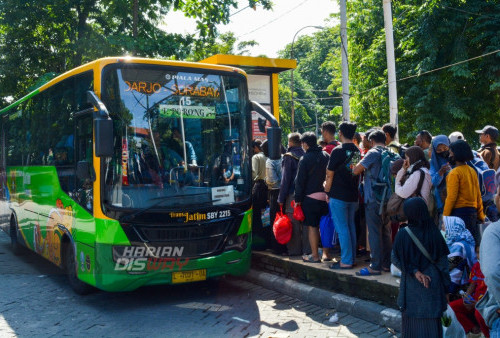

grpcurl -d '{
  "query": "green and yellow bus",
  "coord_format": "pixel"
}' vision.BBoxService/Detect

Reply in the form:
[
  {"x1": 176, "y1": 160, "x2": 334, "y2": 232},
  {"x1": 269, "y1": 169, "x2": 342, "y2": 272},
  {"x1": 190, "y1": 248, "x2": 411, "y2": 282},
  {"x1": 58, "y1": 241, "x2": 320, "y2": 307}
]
[{"x1": 0, "y1": 57, "x2": 280, "y2": 293}]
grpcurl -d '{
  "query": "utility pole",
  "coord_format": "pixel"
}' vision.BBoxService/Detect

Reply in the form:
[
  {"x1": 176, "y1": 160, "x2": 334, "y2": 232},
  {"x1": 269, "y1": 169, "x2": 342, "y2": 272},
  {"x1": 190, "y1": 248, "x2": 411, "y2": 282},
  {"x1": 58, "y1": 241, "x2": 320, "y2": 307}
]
[
  {"x1": 339, "y1": 0, "x2": 350, "y2": 122},
  {"x1": 315, "y1": 110, "x2": 319, "y2": 137},
  {"x1": 382, "y1": 0, "x2": 399, "y2": 141}
]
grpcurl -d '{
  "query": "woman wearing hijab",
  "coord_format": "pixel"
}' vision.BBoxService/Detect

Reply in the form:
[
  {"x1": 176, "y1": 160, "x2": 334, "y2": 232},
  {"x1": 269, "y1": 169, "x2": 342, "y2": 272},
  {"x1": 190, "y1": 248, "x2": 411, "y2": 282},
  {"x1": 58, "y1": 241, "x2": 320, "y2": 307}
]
[
  {"x1": 430, "y1": 135, "x2": 451, "y2": 220},
  {"x1": 443, "y1": 216, "x2": 477, "y2": 296},
  {"x1": 392, "y1": 197, "x2": 450, "y2": 337},
  {"x1": 443, "y1": 140, "x2": 485, "y2": 244},
  {"x1": 395, "y1": 146, "x2": 432, "y2": 206}
]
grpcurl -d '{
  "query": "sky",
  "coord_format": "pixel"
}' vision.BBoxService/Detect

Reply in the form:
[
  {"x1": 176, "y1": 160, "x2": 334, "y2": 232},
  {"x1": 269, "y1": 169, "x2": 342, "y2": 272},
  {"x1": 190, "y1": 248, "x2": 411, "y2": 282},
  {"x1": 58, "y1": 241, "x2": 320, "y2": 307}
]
[{"x1": 163, "y1": 0, "x2": 339, "y2": 58}]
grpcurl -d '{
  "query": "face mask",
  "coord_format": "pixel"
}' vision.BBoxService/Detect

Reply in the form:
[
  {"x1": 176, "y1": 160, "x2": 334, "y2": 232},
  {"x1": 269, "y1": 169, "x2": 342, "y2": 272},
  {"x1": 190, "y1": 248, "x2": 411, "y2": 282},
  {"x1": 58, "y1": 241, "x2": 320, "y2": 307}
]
[{"x1": 437, "y1": 150, "x2": 449, "y2": 159}]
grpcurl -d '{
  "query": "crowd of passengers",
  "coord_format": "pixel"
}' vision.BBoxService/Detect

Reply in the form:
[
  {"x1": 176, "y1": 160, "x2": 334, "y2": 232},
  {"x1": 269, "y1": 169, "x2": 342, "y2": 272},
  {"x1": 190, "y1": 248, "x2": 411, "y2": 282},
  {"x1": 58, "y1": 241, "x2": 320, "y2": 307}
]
[{"x1": 251, "y1": 122, "x2": 500, "y2": 337}]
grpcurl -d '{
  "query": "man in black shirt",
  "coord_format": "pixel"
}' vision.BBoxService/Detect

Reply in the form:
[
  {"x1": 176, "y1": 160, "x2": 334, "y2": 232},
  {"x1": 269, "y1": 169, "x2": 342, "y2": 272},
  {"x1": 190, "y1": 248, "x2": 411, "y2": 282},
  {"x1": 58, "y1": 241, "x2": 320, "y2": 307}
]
[{"x1": 324, "y1": 122, "x2": 361, "y2": 269}]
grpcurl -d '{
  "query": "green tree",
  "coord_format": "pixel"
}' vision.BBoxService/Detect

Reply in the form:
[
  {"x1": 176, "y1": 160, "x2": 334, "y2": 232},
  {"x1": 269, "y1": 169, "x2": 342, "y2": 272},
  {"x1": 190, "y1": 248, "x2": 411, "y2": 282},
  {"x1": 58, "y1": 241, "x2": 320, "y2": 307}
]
[
  {"x1": 277, "y1": 25, "x2": 342, "y2": 138},
  {"x1": 194, "y1": 32, "x2": 258, "y2": 60},
  {"x1": 338, "y1": 0, "x2": 500, "y2": 144},
  {"x1": 0, "y1": 0, "x2": 272, "y2": 104}
]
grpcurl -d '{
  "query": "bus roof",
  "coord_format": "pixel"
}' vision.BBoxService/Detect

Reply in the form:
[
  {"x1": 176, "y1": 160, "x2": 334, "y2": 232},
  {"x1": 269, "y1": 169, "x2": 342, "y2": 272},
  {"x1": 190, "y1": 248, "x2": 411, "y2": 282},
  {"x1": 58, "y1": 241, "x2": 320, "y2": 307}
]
[{"x1": 0, "y1": 57, "x2": 248, "y2": 115}]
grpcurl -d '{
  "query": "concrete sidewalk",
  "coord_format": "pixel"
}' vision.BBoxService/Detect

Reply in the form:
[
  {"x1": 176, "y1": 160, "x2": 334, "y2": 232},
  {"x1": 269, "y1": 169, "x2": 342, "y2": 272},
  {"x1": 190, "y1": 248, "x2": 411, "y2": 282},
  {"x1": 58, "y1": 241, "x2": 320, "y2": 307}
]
[
  {"x1": 252, "y1": 251, "x2": 400, "y2": 308},
  {"x1": 243, "y1": 269, "x2": 402, "y2": 333}
]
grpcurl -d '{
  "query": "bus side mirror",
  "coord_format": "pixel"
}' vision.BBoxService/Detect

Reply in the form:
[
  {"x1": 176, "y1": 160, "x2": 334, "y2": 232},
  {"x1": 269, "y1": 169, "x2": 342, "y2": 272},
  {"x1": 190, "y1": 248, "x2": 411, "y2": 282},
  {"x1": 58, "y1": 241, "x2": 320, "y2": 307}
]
[
  {"x1": 94, "y1": 118, "x2": 114, "y2": 157},
  {"x1": 251, "y1": 101, "x2": 282, "y2": 160},
  {"x1": 87, "y1": 91, "x2": 114, "y2": 157},
  {"x1": 266, "y1": 127, "x2": 282, "y2": 160}
]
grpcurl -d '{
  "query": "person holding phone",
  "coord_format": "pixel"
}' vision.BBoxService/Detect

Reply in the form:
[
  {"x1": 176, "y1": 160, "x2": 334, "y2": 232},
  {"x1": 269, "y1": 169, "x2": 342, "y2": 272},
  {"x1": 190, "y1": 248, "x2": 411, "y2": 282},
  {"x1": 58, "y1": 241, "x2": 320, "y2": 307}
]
[
  {"x1": 430, "y1": 135, "x2": 451, "y2": 223},
  {"x1": 395, "y1": 146, "x2": 432, "y2": 206}
]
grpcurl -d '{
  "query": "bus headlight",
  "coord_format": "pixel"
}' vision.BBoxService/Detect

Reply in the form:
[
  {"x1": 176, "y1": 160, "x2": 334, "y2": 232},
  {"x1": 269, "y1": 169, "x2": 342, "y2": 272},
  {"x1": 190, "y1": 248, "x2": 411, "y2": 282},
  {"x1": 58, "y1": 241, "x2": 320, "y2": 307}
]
[{"x1": 224, "y1": 233, "x2": 248, "y2": 252}]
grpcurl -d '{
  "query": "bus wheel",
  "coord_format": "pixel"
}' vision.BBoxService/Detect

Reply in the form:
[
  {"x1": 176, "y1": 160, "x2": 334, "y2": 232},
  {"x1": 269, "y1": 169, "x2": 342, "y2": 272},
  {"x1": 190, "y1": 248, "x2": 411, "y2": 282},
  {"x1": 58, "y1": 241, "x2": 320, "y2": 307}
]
[
  {"x1": 63, "y1": 242, "x2": 94, "y2": 295},
  {"x1": 10, "y1": 217, "x2": 24, "y2": 256}
]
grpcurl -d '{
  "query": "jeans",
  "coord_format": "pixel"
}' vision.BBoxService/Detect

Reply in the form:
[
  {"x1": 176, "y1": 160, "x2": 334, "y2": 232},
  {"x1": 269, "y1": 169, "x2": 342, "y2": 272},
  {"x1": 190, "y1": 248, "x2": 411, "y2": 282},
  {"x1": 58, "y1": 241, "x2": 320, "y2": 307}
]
[
  {"x1": 329, "y1": 198, "x2": 358, "y2": 265},
  {"x1": 365, "y1": 202, "x2": 392, "y2": 271}
]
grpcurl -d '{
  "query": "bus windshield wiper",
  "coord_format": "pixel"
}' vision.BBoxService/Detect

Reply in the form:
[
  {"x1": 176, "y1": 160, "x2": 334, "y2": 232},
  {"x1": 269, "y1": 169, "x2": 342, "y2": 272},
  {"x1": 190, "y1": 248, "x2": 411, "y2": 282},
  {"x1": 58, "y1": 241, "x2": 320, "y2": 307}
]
[{"x1": 120, "y1": 193, "x2": 207, "y2": 222}]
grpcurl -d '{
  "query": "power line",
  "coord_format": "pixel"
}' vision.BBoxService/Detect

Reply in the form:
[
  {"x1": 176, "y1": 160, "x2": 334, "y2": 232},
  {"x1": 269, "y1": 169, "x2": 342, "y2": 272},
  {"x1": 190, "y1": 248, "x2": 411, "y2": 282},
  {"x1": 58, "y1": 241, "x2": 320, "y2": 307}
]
[
  {"x1": 302, "y1": 89, "x2": 337, "y2": 92},
  {"x1": 229, "y1": 5, "x2": 250, "y2": 17},
  {"x1": 237, "y1": 0, "x2": 312, "y2": 38},
  {"x1": 351, "y1": 48, "x2": 500, "y2": 97},
  {"x1": 299, "y1": 102, "x2": 342, "y2": 108},
  {"x1": 279, "y1": 96, "x2": 343, "y2": 102},
  {"x1": 441, "y1": 5, "x2": 499, "y2": 20}
]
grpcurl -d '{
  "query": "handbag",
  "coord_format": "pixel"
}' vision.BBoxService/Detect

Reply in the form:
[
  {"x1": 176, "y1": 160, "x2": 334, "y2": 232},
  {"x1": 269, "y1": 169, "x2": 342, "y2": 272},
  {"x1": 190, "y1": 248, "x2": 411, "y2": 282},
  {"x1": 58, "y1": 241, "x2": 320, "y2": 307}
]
[
  {"x1": 442, "y1": 304, "x2": 466, "y2": 338},
  {"x1": 386, "y1": 169, "x2": 427, "y2": 221},
  {"x1": 319, "y1": 211, "x2": 335, "y2": 248},
  {"x1": 273, "y1": 206, "x2": 292, "y2": 244},
  {"x1": 386, "y1": 193, "x2": 405, "y2": 219},
  {"x1": 291, "y1": 200, "x2": 305, "y2": 222}
]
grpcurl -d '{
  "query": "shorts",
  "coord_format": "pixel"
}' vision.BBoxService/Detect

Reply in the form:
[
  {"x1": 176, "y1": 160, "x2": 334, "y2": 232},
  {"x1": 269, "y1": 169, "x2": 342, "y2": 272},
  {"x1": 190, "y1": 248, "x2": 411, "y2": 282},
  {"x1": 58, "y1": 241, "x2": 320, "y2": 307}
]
[{"x1": 302, "y1": 196, "x2": 328, "y2": 227}]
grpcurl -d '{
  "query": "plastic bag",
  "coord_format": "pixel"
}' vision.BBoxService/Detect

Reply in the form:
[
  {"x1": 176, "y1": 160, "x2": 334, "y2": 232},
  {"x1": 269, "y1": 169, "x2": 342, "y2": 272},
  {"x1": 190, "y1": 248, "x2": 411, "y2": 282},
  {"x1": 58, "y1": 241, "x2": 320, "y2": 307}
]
[
  {"x1": 390, "y1": 264, "x2": 401, "y2": 277},
  {"x1": 291, "y1": 201, "x2": 305, "y2": 222},
  {"x1": 261, "y1": 207, "x2": 271, "y2": 228},
  {"x1": 273, "y1": 207, "x2": 292, "y2": 244},
  {"x1": 442, "y1": 304, "x2": 466, "y2": 338},
  {"x1": 319, "y1": 211, "x2": 335, "y2": 248}
]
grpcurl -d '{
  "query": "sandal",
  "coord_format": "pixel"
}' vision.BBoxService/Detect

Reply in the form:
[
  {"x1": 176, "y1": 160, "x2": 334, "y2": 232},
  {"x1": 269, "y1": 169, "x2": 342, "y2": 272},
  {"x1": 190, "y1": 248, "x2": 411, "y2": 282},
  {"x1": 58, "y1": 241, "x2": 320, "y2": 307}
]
[
  {"x1": 302, "y1": 255, "x2": 321, "y2": 263},
  {"x1": 329, "y1": 262, "x2": 353, "y2": 270},
  {"x1": 322, "y1": 257, "x2": 333, "y2": 262},
  {"x1": 355, "y1": 267, "x2": 381, "y2": 276}
]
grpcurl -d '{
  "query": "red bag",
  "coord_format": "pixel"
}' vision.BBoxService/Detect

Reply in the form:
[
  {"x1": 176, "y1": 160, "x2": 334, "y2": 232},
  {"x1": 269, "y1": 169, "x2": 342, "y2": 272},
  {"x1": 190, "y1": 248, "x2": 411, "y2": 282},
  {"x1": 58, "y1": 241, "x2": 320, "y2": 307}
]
[
  {"x1": 273, "y1": 207, "x2": 292, "y2": 244},
  {"x1": 291, "y1": 201, "x2": 305, "y2": 222}
]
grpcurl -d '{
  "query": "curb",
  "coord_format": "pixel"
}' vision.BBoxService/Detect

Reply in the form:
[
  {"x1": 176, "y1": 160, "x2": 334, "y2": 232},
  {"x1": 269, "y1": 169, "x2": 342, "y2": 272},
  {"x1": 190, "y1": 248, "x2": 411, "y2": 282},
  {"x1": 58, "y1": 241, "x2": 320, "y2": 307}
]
[{"x1": 243, "y1": 269, "x2": 402, "y2": 332}]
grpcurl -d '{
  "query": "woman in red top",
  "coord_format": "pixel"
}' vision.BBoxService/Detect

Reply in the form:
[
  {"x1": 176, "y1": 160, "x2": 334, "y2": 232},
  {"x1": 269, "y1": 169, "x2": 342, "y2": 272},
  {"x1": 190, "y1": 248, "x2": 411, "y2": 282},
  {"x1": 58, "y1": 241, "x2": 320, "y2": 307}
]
[{"x1": 449, "y1": 256, "x2": 490, "y2": 337}]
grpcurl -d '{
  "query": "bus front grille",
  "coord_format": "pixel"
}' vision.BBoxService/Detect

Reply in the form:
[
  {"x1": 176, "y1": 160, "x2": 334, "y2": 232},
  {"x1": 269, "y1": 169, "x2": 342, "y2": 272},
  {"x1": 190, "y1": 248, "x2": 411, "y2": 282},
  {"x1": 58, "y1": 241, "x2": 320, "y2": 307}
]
[{"x1": 130, "y1": 219, "x2": 232, "y2": 258}]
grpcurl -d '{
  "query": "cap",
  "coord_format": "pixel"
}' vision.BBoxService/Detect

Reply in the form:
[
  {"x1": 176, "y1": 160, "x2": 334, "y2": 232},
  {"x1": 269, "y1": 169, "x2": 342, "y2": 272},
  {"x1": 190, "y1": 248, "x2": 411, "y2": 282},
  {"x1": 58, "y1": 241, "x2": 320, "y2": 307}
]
[
  {"x1": 449, "y1": 131, "x2": 465, "y2": 143},
  {"x1": 475, "y1": 125, "x2": 499, "y2": 140}
]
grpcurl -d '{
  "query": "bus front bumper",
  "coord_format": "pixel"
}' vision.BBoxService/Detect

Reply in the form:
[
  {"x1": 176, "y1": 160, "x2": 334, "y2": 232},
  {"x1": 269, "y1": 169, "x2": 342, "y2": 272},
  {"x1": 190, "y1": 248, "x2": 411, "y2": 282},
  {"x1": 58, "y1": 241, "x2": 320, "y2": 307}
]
[{"x1": 92, "y1": 237, "x2": 251, "y2": 292}]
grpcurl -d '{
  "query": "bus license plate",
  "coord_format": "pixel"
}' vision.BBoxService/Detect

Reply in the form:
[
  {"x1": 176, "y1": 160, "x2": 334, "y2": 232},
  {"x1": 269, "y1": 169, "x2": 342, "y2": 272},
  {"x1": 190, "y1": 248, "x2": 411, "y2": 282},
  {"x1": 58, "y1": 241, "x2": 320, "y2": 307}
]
[{"x1": 172, "y1": 269, "x2": 207, "y2": 284}]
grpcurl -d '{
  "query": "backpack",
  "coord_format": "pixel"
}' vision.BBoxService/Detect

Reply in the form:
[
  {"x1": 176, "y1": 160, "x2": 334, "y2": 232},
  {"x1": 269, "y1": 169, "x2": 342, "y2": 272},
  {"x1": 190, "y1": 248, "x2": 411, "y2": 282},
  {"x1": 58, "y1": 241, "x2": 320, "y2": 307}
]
[
  {"x1": 370, "y1": 146, "x2": 401, "y2": 215},
  {"x1": 467, "y1": 154, "x2": 496, "y2": 198},
  {"x1": 272, "y1": 159, "x2": 282, "y2": 182}
]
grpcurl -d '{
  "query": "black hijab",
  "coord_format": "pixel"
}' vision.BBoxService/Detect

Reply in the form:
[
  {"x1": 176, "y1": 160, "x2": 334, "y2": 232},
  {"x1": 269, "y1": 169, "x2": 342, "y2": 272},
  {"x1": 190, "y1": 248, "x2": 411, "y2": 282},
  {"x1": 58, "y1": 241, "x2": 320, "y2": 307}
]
[{"x1": 393, "y1": 197, "x2": 449, "y2": 273}]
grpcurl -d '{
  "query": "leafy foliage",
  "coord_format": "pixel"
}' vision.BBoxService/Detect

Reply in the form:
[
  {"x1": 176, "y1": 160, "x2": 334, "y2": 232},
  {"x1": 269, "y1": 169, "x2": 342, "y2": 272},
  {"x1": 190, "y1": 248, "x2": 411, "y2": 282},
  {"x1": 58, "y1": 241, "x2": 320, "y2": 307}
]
[
  {"x1": 343, "y1": 0, "x2": 500, "y2": 144},
  {"x1": 277, "y1": 25, "x2": 342, "y2": 138},
  {"x1": 277, "y1": 0, "x2": 499, "y2": 147},
  {"x1": 0, "y1": 0, "x2": 271, "y2": 104}
]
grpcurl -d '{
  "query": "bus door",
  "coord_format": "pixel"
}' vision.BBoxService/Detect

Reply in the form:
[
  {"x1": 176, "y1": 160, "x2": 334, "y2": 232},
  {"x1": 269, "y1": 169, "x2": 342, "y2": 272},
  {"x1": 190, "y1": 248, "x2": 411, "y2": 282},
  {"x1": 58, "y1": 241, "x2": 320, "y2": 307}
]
[
  {"x1": 74, "y1": 114, "x2": 94, "y2": 213},
  {"x1": 0, "y1": 120, "x2": 8, "y2": 230}
]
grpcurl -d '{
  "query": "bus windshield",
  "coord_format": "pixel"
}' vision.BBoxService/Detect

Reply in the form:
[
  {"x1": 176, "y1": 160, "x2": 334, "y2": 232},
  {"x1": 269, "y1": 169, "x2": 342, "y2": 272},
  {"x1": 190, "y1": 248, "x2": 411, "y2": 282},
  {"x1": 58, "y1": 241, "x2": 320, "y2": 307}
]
[{"x1": 101, "y1": 65, "x2": 251, "y2": 212}]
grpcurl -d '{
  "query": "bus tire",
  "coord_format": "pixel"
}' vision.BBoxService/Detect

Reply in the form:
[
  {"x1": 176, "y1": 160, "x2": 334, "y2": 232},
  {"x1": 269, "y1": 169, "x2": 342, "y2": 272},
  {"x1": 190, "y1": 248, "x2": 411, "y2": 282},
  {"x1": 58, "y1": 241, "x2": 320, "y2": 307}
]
[
  {"x1": 63, "y1": 241, "x2": 94, "y2": 295},
  {"x1": 10, "y1": 217, "x2": 24, "y2": 256}
]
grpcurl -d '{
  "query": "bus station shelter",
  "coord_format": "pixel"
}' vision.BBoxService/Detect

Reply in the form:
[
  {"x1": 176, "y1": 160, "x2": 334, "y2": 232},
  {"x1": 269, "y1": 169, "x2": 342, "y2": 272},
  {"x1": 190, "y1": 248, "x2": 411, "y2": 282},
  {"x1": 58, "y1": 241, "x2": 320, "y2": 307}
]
[{"x1": 201, "y1": 54, "x2": 296, "y2": 140}]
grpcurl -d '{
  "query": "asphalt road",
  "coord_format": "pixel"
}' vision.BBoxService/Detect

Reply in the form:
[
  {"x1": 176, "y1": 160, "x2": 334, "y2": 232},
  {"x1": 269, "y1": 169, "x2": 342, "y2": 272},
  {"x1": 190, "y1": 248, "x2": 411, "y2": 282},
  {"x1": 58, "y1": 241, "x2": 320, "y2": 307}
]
[{"x1": 0, "y1": 231, "x2": 397, "y2": 337}]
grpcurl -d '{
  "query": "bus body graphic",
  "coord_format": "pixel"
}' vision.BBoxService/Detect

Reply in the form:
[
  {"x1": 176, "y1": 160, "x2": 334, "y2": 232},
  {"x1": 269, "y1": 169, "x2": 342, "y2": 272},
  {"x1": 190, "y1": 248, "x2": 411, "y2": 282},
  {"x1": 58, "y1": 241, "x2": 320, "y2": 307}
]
[{"x1": 0, "y1": 57, "x2": 254, "y2": 292}]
